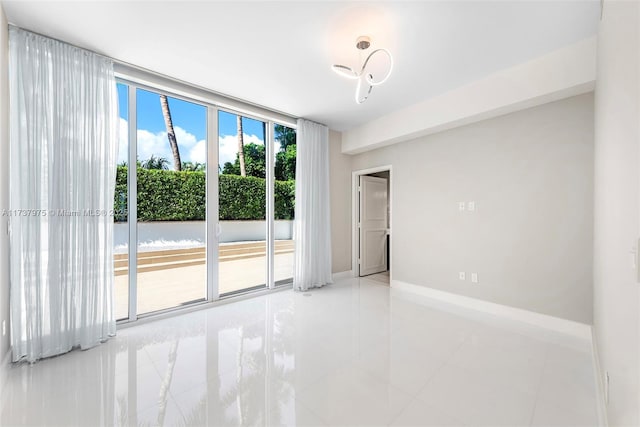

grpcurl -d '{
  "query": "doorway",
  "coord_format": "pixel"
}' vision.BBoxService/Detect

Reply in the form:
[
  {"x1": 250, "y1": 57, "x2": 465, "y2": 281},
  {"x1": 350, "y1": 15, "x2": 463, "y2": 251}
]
[{"x1": 352, "y1": 166, "x2": 392, "y2": 285}]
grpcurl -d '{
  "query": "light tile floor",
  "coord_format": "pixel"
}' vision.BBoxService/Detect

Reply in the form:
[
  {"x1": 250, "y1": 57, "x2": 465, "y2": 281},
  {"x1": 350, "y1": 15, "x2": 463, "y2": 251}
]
[
  {"x1": 1, "y1": 277, "x2": 599, "y2": 426},
  {"x1": 363, "y1": 271, "x2": 390, "y2": 285}
]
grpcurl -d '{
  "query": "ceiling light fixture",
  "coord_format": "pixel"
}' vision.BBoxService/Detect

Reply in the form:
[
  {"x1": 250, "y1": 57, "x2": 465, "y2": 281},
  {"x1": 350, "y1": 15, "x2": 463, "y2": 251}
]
[{"x1": 332, "y1": 36, "x2": 393, "y2": 104}]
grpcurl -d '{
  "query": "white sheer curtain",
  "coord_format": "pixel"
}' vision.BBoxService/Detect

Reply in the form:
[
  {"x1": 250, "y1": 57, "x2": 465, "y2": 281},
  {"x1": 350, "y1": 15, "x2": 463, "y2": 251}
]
[
  {"x1": 293, "y1": 119, "x2": 333, "y2": 291},
  {"x1": 9, "y1": 27, "x2": 118, "y2": 362}
]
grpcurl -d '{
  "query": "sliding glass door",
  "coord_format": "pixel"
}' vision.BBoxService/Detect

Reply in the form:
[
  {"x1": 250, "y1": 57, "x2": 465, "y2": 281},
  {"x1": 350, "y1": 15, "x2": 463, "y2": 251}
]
[
  {"x1": 135, "y1": 88, "x2": 208, "y2": 315},
  {"x1": 273, "y1": 124, "x2": 296, "y2": 285},
  {"x1": 114, "y1": 79, "x2": 295, "y2": 322},
  {"x1": 114, "y1": 83, "x2": 130, "y2": 321},
  {"x1": 218, "y1": 111, "x2": 267, "y2": 296}
]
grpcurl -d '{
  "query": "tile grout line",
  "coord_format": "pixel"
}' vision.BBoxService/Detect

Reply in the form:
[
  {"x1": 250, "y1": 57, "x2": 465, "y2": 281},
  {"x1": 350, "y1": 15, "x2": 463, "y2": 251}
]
[
  {"x1": 403, "y1": 323, "x2": 476, "y2": 418},
  {"x1": 527, "y1": 343, "x2": 551, "y2": 426}
]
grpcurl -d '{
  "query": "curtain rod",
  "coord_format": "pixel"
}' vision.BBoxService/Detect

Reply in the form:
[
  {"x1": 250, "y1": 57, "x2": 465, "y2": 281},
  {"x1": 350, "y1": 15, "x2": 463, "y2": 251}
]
[
  {"x1": 7, "y1": 23, "x2": 300, "y2": 126},
  {"x1": 8, "y1": 24, "x2": 112, "y2": 60}
]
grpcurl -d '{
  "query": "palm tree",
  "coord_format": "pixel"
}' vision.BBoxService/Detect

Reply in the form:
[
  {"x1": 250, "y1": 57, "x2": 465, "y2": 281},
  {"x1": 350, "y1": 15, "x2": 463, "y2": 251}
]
[
  {"x1": 237, "y1": 115, "x2": 246, "y2": 177},
  {"x1": 275, "y1": 125, "x2": 296, "y2": 181},
  {"x1": 142, "y1": 155, "x2": 169, "y2": 170},
  {"x1": 181, "y1": 161, "x2": 205, "y2": 172},
  {"x1": 274, "y1": 124, "x2": 296, "y2": 150},
  {"x1": 160, "y1": 94, "x2": 182, "y2": 171},
  {"x1": 156, "y1": 339, "x2": 179, "y2": 426}
]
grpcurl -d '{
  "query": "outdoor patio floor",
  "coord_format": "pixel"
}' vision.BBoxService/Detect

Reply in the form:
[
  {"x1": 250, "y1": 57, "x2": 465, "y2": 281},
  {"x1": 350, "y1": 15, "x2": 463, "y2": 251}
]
[{"x1": 114, "y1": 249, "x2": 293, "y2": 319}]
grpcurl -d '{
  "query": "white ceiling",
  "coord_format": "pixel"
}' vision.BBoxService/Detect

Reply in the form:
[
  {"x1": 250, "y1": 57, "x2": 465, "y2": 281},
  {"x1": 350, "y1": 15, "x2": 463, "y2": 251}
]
[{"x1": 2, "y1": 1, "x2": 599, "y2": 131}]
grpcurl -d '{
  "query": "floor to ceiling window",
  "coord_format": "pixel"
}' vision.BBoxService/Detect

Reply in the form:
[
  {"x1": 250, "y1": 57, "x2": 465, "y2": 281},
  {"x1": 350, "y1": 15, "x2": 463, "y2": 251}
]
[
  {"x1": 135, "y1": 88, "x2": 208, "y2": 315},
  {"x1": 114, "y1": 82, "x2": 130, "y2": 321},
  {"x1": 273, "y1": 123, "x2": 296, "y2": 285},
  {"x1": 114, "y1": 78, "x2": 296, "y2": 322},
  {"x1": 218, "y1": 111, "x2": 268, "y2": 296}
]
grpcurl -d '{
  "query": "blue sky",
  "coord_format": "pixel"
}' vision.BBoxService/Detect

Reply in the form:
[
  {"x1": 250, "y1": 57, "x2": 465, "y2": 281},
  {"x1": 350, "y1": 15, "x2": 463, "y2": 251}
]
[{"x1": 116, "y1": 83, "x2": 272, "y2": 169}]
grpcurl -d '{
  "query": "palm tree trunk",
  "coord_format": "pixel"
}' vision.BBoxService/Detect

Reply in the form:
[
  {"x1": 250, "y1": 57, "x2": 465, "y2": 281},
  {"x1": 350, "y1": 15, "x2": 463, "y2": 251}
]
[
  {"x1": 237, "y1": 115, "x2": 246, "y2": 177},
  {"x1": 160, "y1": 94, "x2": 182, "y2": 171}
]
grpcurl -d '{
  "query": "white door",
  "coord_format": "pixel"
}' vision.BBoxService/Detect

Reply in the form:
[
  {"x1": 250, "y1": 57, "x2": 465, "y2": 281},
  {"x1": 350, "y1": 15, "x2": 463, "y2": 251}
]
[{"x1": 359, "y1": 175, "x2": 388, "y2": 276}]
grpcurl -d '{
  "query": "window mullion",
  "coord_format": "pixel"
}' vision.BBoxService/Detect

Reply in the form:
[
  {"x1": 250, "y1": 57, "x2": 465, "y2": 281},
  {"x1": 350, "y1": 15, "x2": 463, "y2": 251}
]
[
  {"x1": 266, "y1": 121, "x2": 275, "y2": 290},
  {"x1": 127, "y1": 84, "x2": 138, "y2": 321},
  {"x1": 207, "y1": 107, "x2": 219, "y2": 301}
]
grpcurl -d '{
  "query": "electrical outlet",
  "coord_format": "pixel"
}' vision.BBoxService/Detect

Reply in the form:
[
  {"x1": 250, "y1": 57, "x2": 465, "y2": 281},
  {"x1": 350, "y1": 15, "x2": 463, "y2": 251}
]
[
  {"x1": 471, "y1": 273, "x2": 478, "y2": 283},
  {"x1": 459, "y1": 272, "x2": 466, "y2": 280},
  {"x1": 458, "y1": 202, "x2": 466, "y2": 212},
  {"x1": 468, "y1": 201, "x2": 476, "y2": 212}
]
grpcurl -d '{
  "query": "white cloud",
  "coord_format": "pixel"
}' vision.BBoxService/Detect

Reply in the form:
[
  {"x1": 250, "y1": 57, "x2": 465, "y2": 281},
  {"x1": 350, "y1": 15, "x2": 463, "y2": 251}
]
[
  {"x1": 117, "y1": 118, "x2": 129, "y2": 164},
  {"x1": 117, "y1": 119, "x2": 273, "y2": 170},
  {"x1": 174, "y1": 126, "x2": 199, "y2": 149},
  {"x1": 117, "y1": 118, "x2": 208, "y2": 168},
  {"x1": 188, "y1": 140, "x2": 207, "y2": 164},
  {"x1": 217, "y1": 135, "x2": 237, "y2": 168},
  {"x1": 137, "y1": 128, "x2": 172, "y2": 166},
  {"x1": 218, "y1": 133, "x2": 264, "y2": 169}
]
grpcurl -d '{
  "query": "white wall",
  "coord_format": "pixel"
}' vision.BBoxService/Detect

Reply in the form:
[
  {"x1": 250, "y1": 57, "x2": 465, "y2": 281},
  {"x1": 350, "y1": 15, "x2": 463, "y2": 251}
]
[
  {"x1": 329, "y1": 129, "x2": 352, "y2": 273},
  {"x1": 351, "y1": 94, "x2": 594, "y2": 324},
  {"x1": 342, "y1": 37, "x2": 596, "y2": 154},
  {"x1": 0, "y1": 4, "x2": 10, "y2": 366},
  {"x1": 113, "y1": 220, "x2": 293, "y2": 251},
  {"x1": 593, "y1": 1, "x2": 640, "y2": 425}
]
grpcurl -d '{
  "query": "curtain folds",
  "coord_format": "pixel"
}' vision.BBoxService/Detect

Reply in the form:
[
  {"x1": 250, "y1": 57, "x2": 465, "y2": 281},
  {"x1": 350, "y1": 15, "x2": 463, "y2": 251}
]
[
  {"x1": 9, "y1": 27, "x2": 118, "y2": 362},
  {"x1": 293, "y1": 119, "x2": 332, "y2": 291}
]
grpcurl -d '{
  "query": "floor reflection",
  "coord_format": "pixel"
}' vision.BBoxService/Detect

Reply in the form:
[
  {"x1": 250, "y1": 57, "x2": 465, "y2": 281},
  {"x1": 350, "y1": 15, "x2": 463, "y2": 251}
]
[{"x1": 1, "y1": 277, "x2": 599, "y2": 427}]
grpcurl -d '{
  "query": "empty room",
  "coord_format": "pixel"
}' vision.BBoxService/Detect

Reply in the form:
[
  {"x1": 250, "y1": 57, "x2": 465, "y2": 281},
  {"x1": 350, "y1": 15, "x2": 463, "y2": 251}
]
[{"x1": 0, "y1": 1, "x2": 638, "y2": 426}]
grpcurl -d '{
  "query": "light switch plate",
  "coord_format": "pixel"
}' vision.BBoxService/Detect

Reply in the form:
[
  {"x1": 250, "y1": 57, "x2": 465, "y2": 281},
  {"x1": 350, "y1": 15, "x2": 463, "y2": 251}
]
[
  {"x1": 459, "y1": 202, "x2": 466, "y2": 211},
  {"x1": 468, "y1": 201, "x2": 476, "y2": 212},
  {"x1": 471, "y1": 273, "x2": 478, "y2": 283}
]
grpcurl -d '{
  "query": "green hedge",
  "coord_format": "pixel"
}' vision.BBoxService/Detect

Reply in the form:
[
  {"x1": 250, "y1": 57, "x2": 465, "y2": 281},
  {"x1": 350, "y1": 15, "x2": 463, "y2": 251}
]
[{"x1": 114, "y1": 166, "x2": 295, "y2": 221}]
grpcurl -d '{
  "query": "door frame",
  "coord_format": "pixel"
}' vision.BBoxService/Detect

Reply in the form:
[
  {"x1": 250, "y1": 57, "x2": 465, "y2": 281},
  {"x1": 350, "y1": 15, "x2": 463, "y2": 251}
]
[{"x1": 351, "y1": 165, "x2": 393, "y2": 280}]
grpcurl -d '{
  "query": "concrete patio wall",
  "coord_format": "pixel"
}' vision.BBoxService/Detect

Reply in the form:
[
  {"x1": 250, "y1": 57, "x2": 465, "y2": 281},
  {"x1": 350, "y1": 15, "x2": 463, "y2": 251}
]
[{"x1": 114, "y1": 220, "x2": 293, "y2": 248}]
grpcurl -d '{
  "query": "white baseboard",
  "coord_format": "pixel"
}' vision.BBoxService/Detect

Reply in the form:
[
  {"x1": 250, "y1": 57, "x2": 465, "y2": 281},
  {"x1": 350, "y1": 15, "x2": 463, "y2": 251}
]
[
  {"x1": 391, "y1": 280, "x2": 592, "y2": 341},
  {"x1": 590, "y1": 329, "x2": 609, "y2": 427},
  {"x1": 332, "y1": 270, "x2": 353, "y2": 280}
]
